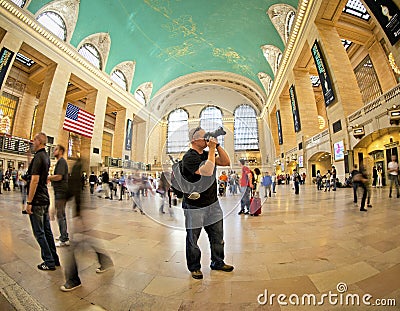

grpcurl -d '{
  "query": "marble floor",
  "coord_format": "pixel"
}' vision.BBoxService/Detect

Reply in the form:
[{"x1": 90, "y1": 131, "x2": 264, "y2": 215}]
[{"x1": 0, "y1": 184, "x2": 399, "y2": 310}]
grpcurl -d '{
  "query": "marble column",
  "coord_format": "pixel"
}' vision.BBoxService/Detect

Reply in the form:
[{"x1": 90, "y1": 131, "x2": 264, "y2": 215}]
[
  {"x1": 0, "y1": 32, "x2": 23, "y2": 95},
  {"x1": 368, "y1": 40, "x2": 397, "y2": 92},
  {"x1": 278, "y1": 94, "x2": 296, "y2": 151},
  {"x1": 32, "y1": 63, "x2": 71, "y2": 140},
  {"x1": 80, "y1": 89, "x2": 107, "y2": 175},
  {"x1": 292, "y1": 69, "x2": 320, "y2": 138}
]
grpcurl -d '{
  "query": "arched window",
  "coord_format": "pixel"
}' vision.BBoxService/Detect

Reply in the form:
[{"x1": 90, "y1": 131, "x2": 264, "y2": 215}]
[
  {"x1": 276, "y1": 52, "x2": 282, "y2": 72},
  {"x1": 285, "y1": 11, "x2": 295, "y2": 42},
  {"x1": 111, "y1": 70, "x2": 128, "y2": 91},
  {"x1": 37, "y1": 11, "x2": 67, "y2": 41},
  {"x1": 234, "y1": 105, "x2": 259, "y2": 151},
  {"x1": 167, "y1": 109, "x2": 189, "y2": 153},
  {"x1": 135, "y1": 89, "x2": 146, "y2": 104},
  {"x1": 11, "y1": 0, "x2": 26, "y2": 8},
  {"x1": 78, "y1": 43, "x2": 102, "y2": 70},
  {"x1": 200, "y1": 106, "x2": 224, "y2": 147}
]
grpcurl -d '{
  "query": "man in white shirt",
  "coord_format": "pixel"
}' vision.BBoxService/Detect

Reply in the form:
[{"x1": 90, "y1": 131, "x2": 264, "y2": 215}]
[{"x1": 388, "y1": 154, "x2": 399, "y2": 198}]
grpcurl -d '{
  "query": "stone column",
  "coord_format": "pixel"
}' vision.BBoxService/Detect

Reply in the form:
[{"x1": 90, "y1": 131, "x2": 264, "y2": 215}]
[
  {"x1": 80, "y1": 89, "x2": 107, "y2": 174},
  {"x1": 278, "y1": 94, "x2": 296, "y2": 151},
  {"x1": 113, "y1": 108, "x2": 126, "y2": 159},
  {"x1": 0, "y1": 32, "x2": 23, "y2": 95},
  {"x1": 292, "y1": 69, "x2": 320, "y2": 137},
  {"x1": 13, "y1": 79, "x2": 39, "y2": 139},
  {"x1": 316, "y1": 23, "x2": 364, "y2": 117},
  {"x1": 269, "y1": 107, "x2": 280, "y2": 158},
  {"x1": 32, "y1": 63, "x2": 71, "y2": 140},
  {"x1": 223, "y1": 118, "x2": 234, "y2": 166},
  {"x1": 368, "y1": 40, "x2": 397, "y2": 92},
  {"x1": 133, "y1": 120, "x2": 146, "y2": 163}
]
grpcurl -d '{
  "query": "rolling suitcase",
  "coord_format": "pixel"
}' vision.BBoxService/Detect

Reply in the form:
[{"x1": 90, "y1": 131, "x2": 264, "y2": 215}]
[{"x1": 250, "y1": 193, "x2": 261, "y2": 216}]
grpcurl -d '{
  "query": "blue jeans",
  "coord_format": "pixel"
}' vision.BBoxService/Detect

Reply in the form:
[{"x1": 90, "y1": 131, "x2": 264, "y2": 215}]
[
  {"x1": 29, "y1": 205, "x2": 59, "y2": 267},
  {"x1": 183, "y1": 201, "x2": 225, "y2": 272},
  {"x1": 240, "y1": 186, "x2": 251, "y2": 212},
  {"x1": 389, "y1": 175, "x2": 399, "y2": 196},
  {"x1": 55, "y1": 199, "x2": 68, "y2": 242}
]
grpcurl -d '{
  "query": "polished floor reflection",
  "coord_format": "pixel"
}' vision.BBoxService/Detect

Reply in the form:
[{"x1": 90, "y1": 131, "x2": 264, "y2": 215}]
[{"x1": 0, "y1": 183, "x2": 399, "y2": 310}]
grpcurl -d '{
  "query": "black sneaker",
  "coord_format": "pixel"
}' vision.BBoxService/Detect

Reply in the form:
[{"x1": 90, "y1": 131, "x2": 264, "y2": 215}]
[
  {"x1": 210, "y1": 264, "x2": 234, "y2": 272},
  {"x1": 238, "y1": 211, "x2": 244, "y2": 215},
  {"x1": 191, "y1": 270, "x2": 203, "y2": 279},
  {"x1": 37, "y1": 262, "x2": 56, "y2": 271},
  {"x1": 60, "y1": 282, "x2": 81, "y2": 292},
  {"x1": 360, "y1": 208, "x2": 368, "y2": 212}
]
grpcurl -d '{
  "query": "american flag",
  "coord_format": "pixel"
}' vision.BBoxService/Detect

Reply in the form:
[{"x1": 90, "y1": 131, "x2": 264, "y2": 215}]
[{"x1": 62, "y1": 103, "x2": 95, "y2": 138}]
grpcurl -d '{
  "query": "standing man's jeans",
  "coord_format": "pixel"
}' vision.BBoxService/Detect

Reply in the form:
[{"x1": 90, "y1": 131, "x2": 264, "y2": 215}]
[
  {"x1": 294, "y1": 181, "x2": 299, "y2": 194},
  {"x1": 183, "y1": 201, "x2": 225, "y2": 272},
  {"x1": 29, "y1": 205, "x2": 59, "y2": 267},
  {"x1": 264, "y1": 185, "x2": 271, "y2": 197},
  {"x1": 272, "y1": 182, "x2": 276, "y2": 193},
  {"x1": 240, "y1": 186, "x2": 251, "y2": 213},
  {"x1": 20, "y1": 184, "x2": 26, "y2": 204},
  {"x1": 388, "y1": 174, "x2": 399, "y2": 197},
  {"x1": 353, "y1": 182, "x2": 359, "y2": 203},
  {"x1": 55, "y1": 199, "x2": 69, "y2": 242}
]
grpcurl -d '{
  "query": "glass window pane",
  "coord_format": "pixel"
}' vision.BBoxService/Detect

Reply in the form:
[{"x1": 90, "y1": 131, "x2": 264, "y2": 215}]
[
  {"x1": 67, "y1": 132, "x2": 81, "y2": 158},
  {"x1": 111, "y1": 70, "x2": 128, "y2": 91},
  {"x1": 234, "y1": 105, "x2": 259, "y2": 151},
  {"x1": 37, "y1": 11, "x2": 67, "y2": 41},
  {"x1": 343, "y1": 0, "x2": 370, "y2": 20},
  {"x1": 200, "y1": 106, "x2": 224, "y2": 147},
  {"x1": 167, "y1": 109, "x2": 189, "y2": 153},
  {"x1": 0, "y1": 93, "x2": 18, "y2": 134},
  {"x1": 11, "y1": 0, "x2": 26, "y2": 8},
  {"x1": 78, "y1": 43, "x2": 102, "y2": 69}
]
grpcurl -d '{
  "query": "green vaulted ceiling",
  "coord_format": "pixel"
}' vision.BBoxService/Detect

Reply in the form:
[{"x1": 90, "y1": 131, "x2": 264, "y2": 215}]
[{"x1": 27, "y1": 0, "x2": 298, "y2": 97}]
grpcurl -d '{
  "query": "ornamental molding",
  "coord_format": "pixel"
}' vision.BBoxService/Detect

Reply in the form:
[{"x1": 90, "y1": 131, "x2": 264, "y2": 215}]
[
  {"x1": 111, "y1": 61, "x2": 136, "y2": 92},
  {"x1": 35, "y1": 0, "x2": 80, "y2": 43},
  {"x1": 267, "y1": 4, "x2": 296, "y2": 45},
  {"x1": 261, "y1": 45, "x2": 282, "y2": 76},
  {"x1": 77, "y1": 32, "x2": 111, "y2": 71},
  {"x1": 258, "y1": 72, "x2": 273, "y2": 97}
]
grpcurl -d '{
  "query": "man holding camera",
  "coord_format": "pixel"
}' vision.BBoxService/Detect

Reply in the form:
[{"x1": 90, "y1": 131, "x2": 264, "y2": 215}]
[{"x1": 181, "y1": 126, "x2": 233, "y2": 279}]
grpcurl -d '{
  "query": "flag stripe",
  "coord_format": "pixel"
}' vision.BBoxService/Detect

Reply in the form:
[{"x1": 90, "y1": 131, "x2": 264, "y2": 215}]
[
  {"x1": 63, "y1": 122, "x2": 93, "y2": 135},
  {"x1": 62, "y1": 103, "x2": 95, "y2": 138}
]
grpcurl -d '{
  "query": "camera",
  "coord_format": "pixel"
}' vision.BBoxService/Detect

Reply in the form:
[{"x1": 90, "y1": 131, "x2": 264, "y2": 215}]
[{"x1": 203, "y1": 127, "x2": 226, "y2": 141}]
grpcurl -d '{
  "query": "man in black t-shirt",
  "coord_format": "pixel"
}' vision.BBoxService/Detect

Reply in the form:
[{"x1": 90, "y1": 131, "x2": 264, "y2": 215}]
[
  {"x1": 180, "y1": 126, "x2": 234, "y2": 279},
  {"x1": 48, "y1": 145, "x2": 70, "y2": 247},
  {"x1": 26, "y1": 132, "x2": 60, "y2": 271}
]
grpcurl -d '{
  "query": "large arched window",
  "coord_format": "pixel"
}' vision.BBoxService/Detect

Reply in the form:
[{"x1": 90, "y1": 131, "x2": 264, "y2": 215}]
[
  {"x1": 200, "y1": 106, "x2": 224, "y2": 147},
  {"x1": 11, "y1": 0, "x2": 26, "y2": 8},
  {"x1": 37, "y1": 11, "x2": 67, "y2": 41},
  {"x1": 78, "y1": 43, "x2": 102, "y2": 70},
  {"x1": 167, "y1": 109, "x2": 189, "y2": 153},
  {"x1": 111, "y1": 70, "x2": 128, "y2": 91},
  {"x1": 234, "y1": 105, "x2": 259, "y2": 150}
]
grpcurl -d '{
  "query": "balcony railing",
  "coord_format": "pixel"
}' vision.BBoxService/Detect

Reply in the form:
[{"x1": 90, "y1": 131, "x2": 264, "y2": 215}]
[
  {"x1": 305, "y1": 129, "x2": 329, "y2": 149},
  {"x1": 348, "y1": 83, "x2": 400, "y2": 124}
]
